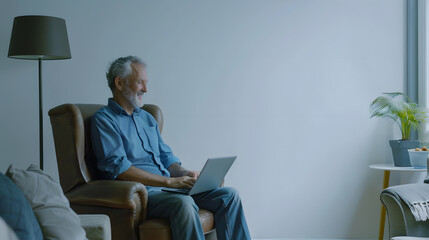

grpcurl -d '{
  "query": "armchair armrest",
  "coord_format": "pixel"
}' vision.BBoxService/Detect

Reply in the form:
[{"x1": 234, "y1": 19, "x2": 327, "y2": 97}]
[
  {"x1": 66, "y1": 180, "x2": 147, "y2": 220},
  {"x1": 66, "y1": 180, "x2": 147, "y2": 209},
  {"x1": 66, "y1": 180, "x2": 147, "y2": 240}
]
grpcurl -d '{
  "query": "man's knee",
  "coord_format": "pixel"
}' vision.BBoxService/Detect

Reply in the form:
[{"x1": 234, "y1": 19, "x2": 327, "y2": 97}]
[
  {"x1": 170, "y1": 195, "x2": 199, "y2": 217},
  {"x1": 222, "y1": 187, "x2": 239, "y2": 195},
  {"x1": 219, "y1": 187, "x2": 242, "y2": 204}
]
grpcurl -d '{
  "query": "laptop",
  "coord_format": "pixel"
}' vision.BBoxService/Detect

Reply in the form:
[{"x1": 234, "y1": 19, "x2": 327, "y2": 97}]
[{"x1": 162, "y1": 156, "x2": 237, "y2": 195}]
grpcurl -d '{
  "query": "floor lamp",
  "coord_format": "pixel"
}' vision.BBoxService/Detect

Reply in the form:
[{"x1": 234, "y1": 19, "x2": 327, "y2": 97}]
[{"x1": 8, "y1": 15, "x2": 71, "y2": 170}]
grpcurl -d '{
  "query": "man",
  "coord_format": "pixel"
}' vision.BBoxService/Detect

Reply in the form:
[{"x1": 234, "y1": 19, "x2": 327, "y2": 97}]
[{"x1": 91, "y1": 56, "x2": 251, "y2": 240}]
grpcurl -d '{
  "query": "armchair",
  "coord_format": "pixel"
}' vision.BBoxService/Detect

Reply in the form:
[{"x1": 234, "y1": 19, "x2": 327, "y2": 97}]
[
  {"x1": 381, "y1": 184, "x2": 429, "y2": 238},
  {"x1": 48, "y1": 104, "x2": 216, "y2": 240}
]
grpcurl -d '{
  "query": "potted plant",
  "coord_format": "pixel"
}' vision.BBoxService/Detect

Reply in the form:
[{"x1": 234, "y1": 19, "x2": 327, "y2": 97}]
[{"x1": 369, "y1": 92, "x2": 428, "y2": 166}]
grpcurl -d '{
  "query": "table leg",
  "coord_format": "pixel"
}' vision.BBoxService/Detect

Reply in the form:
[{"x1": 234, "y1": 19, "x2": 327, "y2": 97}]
[{"x1": 379, "y1": 170, "x2": 390, "y2": 240}]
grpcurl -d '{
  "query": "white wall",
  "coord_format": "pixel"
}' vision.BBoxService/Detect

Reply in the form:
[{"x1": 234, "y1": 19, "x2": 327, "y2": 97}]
[{"x1": 0, "y1": 0, "x2": 407, "y2": 238}]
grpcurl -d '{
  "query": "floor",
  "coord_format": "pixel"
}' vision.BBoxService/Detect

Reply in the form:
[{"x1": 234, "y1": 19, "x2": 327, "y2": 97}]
[{"x1": 254, "y1": 239, "x2": 375, "y2": 240}]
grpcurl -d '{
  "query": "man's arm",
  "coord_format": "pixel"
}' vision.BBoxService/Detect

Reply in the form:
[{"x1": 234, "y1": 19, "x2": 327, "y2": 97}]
[
  {"x1": 117, "y1": 165, "x2": 197, "y2": 189},
  {"x1": 91, "y1": 113, "x2": 132, "y2": 180}
]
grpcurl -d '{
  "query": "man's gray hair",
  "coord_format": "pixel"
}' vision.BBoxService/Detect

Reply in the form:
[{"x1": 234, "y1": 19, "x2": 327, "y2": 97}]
[{"x1": 106, "y1": 56, "x2": 146, "y2": 91}]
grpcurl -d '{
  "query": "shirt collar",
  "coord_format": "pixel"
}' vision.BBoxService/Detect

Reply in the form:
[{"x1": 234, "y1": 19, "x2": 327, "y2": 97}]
[{"x1": 107, "y1": 98, "x2": 140, "y2": 116}]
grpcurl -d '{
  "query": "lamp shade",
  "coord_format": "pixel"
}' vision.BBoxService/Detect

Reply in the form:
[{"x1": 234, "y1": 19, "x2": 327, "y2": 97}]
[{"x1": 8, "y1": 15, "x2": 71, "y2": 60}]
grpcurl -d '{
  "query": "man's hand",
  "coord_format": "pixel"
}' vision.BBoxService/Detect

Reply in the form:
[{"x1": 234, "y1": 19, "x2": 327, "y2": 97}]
[
  {"x1": 168, "y1": 176, "x2": 197, "y2": 189},
  {"x1": 167, "y1": 163, "x2": 200, "y2": 188},
  {"x1": 184, "y1": 170, "x2": 200, "y2": 179},
  {"x1": 168, "y1": 163, "x2": 199, "y2": 178}
]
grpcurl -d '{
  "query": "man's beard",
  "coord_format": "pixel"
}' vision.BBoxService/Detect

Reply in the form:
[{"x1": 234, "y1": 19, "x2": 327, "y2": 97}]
[{"x1": 123, "y1": 87, "x2": 144, "y2": 109}]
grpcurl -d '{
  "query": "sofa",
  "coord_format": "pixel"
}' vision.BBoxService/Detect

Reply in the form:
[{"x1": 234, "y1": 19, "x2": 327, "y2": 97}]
[{"x1": 0, "y1": 164, "x2": 111, "y2": 240}]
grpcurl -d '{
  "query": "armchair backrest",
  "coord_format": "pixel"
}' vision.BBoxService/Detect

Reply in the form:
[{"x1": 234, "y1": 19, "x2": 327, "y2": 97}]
[{"x1": 48, "y1": 103, "x2": 163, "y2": 193}]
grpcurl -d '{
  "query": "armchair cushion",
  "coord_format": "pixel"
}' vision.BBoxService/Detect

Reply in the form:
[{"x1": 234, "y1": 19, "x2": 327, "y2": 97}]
[
  {"x1": 6, "y1": 165, "x2": 86, "y2": 240},
  {"x1": 0, "y1": 172, "x2": 43, "y2": 240}
]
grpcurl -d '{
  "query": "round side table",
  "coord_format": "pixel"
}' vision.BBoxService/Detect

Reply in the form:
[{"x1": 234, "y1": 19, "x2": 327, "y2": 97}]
[{"x1": 370, "y1": 164, "x2": 427, "y2": 240}]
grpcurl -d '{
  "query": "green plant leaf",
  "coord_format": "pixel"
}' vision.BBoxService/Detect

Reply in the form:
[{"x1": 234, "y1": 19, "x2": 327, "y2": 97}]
[{"x1": 369, "y1": 92, "x2": 428, "y2": 140}]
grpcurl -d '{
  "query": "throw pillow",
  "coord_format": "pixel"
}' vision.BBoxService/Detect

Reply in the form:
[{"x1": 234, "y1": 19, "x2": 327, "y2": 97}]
[
  {"x1": 6, "y1": 164, "x2": 87, "y2": 240},
  {"x1": 0, "y1": 172, "x2": 43, "y2": 240}
]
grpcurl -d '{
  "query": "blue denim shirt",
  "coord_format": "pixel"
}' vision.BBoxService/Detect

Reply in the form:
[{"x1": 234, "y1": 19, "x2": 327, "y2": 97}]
[{"x1": 90, "y1": 98, "x2": 181, "y2": 182}]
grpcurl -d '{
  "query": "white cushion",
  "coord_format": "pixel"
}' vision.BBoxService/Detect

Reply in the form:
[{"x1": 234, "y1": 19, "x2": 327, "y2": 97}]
[
  {"x1": 0, "y1": 216, "x2": 19, "y2": 240},
  {"x1": 79, "y1": 214, "x2": 111, "y2": 240},
  {"x1": 6, "y1": 165, "x2": 87, "y2": 240},
  {"x1": 392, "y1": 237, "x2": 429, "y2": 240}
]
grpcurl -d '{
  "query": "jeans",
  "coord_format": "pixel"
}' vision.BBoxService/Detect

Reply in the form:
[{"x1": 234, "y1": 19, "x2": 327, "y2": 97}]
[{"x1": 147, "y1": 187, "x2": 251, "y2": 240}]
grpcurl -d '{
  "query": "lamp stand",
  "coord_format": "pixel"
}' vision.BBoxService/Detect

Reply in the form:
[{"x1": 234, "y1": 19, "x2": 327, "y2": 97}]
[
  {"x1": 38, "y1": 58, "x2": 44, "y2": 170},
  {"x1": 8, "y1": 15, "x2": 72, "y2": 170}
]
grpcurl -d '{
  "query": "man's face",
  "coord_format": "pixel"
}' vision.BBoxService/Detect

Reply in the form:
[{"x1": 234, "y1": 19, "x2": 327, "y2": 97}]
[{"x1": 123, "y1": 63, "x2": 148, "y2": 109}]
